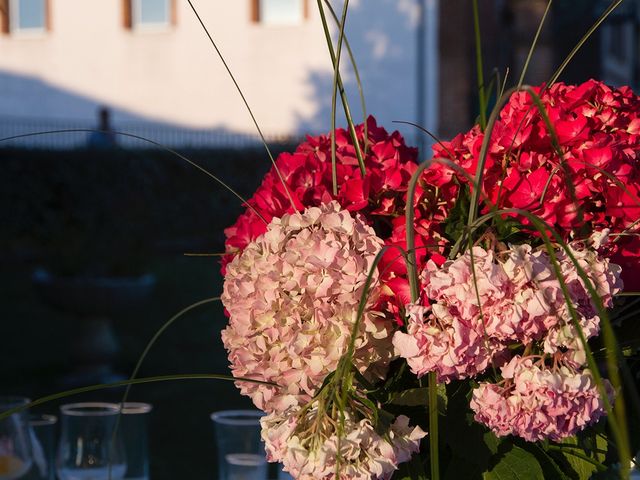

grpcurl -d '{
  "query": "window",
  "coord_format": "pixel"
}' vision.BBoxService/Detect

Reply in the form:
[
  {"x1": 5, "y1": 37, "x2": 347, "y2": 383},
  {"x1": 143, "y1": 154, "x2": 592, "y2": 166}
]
[
  {"x1": 126, "y1": 0, "x2": 173, "y2": 30},
  {"x1": 8, "y1": 0, "x2": 47, "y2": 34},
  {"x1": 251, "y1": 0, "x2": 307, "y2": 26}
]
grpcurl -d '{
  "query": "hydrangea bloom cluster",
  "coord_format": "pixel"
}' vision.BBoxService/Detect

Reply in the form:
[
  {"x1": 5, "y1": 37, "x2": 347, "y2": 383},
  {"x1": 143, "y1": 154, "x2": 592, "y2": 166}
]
[
  {"x1": 261, "y1": 401, "x2": 426, "y2": 480},
  {"x1": 543, "y1": 240, "x2": 623, "y2": 366},
  {"x1": 222, "y1": 116, "x2": 454, "y2": 324},
  {"x1": 221, "y1": 201, "x2": 394, "y2": 413},
  {"x1": 470, "y1": 355, "x2": 614, "y2": 441},
  {"x1": 393, "y1": 238, "x2": 622, "y2": 383},
  {"x1": 218, "y1": 83, "x2": 636, "y2": 464},
  {"x1": 428, "y1": 80, "x2": 640, "y2": 290},
  {"x1": 392, "y1": 302, "x2": 499, "y2": 382},
  {"x1": 223, "y1": 116, "x2": 418, "y2": 262}
]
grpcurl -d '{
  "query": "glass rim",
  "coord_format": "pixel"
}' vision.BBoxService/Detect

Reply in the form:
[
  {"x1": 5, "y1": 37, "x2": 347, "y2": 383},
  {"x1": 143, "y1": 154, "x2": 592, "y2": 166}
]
[
  {"x1": 29, "y1": 413, "x2": 58, "y2": 426},
  {"x1": 60, "y1": 402, "x2": 121, "y2": 416},
  {"x1": 0, "y1": 396, "x2": 31, "y2": 412},
  {"x1": 210, "y1": 409, "x2": 265, "y2": 425},
  {"x1": 120, "y1": 402, "x2": 152, "y2": 414}
]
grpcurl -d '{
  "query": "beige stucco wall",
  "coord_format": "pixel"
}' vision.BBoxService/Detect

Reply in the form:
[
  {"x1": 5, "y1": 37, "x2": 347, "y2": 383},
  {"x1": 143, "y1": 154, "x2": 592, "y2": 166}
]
[{"x1": 0, "y1": 0, "x2": 426, "y2": 139}]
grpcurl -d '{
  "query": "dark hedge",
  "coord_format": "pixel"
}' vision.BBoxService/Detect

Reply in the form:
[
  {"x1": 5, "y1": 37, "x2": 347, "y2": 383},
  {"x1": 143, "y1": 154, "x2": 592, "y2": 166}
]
[{"x1": 0, "y1": 146, "x2": 293, "y2": 275}]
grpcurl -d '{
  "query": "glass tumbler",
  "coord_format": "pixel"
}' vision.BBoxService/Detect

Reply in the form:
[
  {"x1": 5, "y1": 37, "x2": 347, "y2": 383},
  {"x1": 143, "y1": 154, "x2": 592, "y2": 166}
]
[
  {"x1": 25, "y1": 414, "x2": 57, "y2": 480},
  {"x1": 56, "y1": 403, "x2": 126, "y2": 480},
  {"x1": 210, "y1": 410, "x2": 267, "y2": 480},
  {"x1": 119, "y1": 403, "x2": 151, "y2": 480},
  {"x1": 0, "y1": 396, "x2": 33, "y2": 480}
]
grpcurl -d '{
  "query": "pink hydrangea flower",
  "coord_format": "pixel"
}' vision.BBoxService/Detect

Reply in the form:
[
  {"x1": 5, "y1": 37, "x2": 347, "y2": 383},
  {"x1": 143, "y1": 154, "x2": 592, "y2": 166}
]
[
  {"x1": 470, "y1": 355, "x2": 614, "y2": 442},
  {"x1": 392, "y1": 303, "x2": 499, "y2": 382},
  {"x1": 221, "y1": 201, "x2": 394, "y2": 413},
  {"x1": 393, "y1": 240, "x2": 622, "y2": 381},
  {"x1": 542, "y1": 239, "x2": 623, "y2": 366},
  {"x1": 261, "y1": 403, "x2": 426, "y2": 480}
]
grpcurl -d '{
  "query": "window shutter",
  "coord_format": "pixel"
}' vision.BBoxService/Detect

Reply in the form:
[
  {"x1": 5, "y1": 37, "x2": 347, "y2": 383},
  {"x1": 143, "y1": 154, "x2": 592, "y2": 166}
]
[
  {"x1": 250, "y1": 0, "x2": 259, "y2": 23},
  {"x1": 0, "y1": 0, "x2": 9, "y2": 33},
  {"x1": 123, "y1": 0, "x2": 132, "y2": 28}
]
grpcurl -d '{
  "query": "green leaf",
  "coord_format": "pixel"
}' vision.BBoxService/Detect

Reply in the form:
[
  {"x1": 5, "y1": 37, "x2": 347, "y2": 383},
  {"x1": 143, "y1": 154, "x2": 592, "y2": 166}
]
[
  {"x1": 390, "y1": 384, "x2": 447, "y2": 413},
  {"x1": 444, "y1": 185, "x2": 471, "y2": 242},
  {"x1": 592, "y1": 433, "x2": 608, "y2": 464},
  {"x1": 562, "y1": 452, "x2": 598, "y2": 480},
  {"x1": 556, "y1": 434, "x2": 608, "y2": 479},
  {"x1": 483, "y1": 432, "x2": 500, "y2": 456},
  {"x1": 438, "y1": 384, "x2": 448, "y2": 414},
  {"x1": 441, "y1": 383, "x2": 499, "y2": 472},
  {"x1": 483, "y1": 445, "x2": 545, "y2": 480},
  {"x1": 495, "y1": 217, "x2": 530, "y2": 244},
  {"x1": 527, "y1": 444, "x2": 572, "y2": 480},
  {"x1": 391, "y1": 387, "x2": 429, "y2": 407}
]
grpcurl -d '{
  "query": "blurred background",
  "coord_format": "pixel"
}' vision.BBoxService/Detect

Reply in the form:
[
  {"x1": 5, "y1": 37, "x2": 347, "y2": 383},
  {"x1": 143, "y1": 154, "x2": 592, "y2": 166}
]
[{"x1": 0, "y1": 0, "x2": 637, "y2": 478}]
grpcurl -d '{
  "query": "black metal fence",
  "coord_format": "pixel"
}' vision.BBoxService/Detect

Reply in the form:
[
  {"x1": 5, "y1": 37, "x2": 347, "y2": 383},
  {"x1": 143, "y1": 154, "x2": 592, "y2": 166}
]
[{"x1": 0, "y1": 116, "x2": 304, "y2": 150}]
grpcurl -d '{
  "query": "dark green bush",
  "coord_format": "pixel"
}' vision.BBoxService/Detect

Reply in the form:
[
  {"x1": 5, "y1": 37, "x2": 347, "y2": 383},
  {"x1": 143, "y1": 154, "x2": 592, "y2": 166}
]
[{"x1": 0, "y1": 146, "x2": 291, "y2": 275}]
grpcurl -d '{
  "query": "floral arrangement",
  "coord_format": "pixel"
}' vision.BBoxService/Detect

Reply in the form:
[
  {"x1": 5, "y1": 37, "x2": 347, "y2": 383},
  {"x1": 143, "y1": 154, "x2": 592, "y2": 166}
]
[
  {"x1": 220, "y1": 77, "x2": 639, "y2": 479},
  {"x1": 1, "y1": 2, "x2": 638, "y2": 480}
]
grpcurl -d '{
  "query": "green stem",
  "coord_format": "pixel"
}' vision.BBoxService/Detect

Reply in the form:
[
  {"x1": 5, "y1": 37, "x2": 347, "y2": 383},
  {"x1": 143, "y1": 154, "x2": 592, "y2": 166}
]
[
  {"x1": 428, "y1": 371, "x2": 440, "y2": 480},
  {"x1": 405, "y1": 158, "x2": 439, "y2": 480},
  {"x1": 472, "y1": 0, "x2": 487, "y2": 129},
  {"x1": 330, "y1": 0, "x2": 349, "y2": 195},
  {"x1": 548, "y1": 0, "x2": 623, "y2": 86},
  {"x1": 118, "y1": 297, "x2": 220, "y2": 410},
  {"x1": 0, "y1": 128, "x2": 267, "y2": 224},
  {"x1": 186, "y1": 0, "x2": 296, "y2": 211},
  {"x1": 322, "y1": 0, "x2": 368, "y2": 149},
  {"x1": 0, "y1": 373, "x2": 273, "y2": 421},
  {"x1": 466, "y1": 86, "x2": 519, "y2": 229},
  {"x1": 517, "y1": 0, "x2": 553, "y2": 88},
  {"x1": 316, "y1": 0, "x2": 365, "y2": 196}
]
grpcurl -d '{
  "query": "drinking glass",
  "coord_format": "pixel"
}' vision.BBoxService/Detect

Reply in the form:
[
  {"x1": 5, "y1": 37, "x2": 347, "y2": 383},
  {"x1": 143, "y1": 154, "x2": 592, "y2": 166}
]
[
  {"x1": 0, "y1": 396, "x2": 33, "y2": 480},
  {"x1": 25, "y1": 414, "x2": 57, "y2": 480},
  {"x1": 210, "y1": 410, "x2": 267, "y2": 480},
  {"x1": 56, "y1": 403, "x2": 126, "y2": 480},
  {"x1": 119, "y1": 403, "x2": 151, "y2": 480}
]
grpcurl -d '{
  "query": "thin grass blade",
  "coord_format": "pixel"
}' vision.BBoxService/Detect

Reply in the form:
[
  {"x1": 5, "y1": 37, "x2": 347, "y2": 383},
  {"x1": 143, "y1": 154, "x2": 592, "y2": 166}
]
[
  {"x1": 472, "y1": 0, "x2": 487, "y2": 129},
  {"x1": 185, "y1": 0, "x2": 296, "y2": 211},
  {"x1": 0, "y1": 373, "x2": 275, "y2": 421},
  {"x1": 517, "y1": 0, "x2": 553, "y2": 88},
  {"x1": 0, "y1": 128, "x2": 267, "y2": 224},
  {"x1": 323, "y1": 0, "x2": 368, "y2": 147}
]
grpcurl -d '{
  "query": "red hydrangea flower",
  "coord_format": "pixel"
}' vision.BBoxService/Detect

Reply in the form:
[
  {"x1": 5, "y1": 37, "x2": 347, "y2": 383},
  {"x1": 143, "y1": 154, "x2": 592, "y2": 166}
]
[
  {"x1": 223, "y1": 117, "x2": 452, "y2": 323},
  {"x1": 224, "y1": 116, "x2": 418, "y2": 258},
  {"x1": 430, "y1": 80, "x2": 640, "y2": 290}
]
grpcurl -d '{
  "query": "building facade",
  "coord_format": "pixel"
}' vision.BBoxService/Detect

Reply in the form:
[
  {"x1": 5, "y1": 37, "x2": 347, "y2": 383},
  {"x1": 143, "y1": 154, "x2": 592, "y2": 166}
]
[{"x1": 0, "y1": 0, "x2": 445, "y2": 148}]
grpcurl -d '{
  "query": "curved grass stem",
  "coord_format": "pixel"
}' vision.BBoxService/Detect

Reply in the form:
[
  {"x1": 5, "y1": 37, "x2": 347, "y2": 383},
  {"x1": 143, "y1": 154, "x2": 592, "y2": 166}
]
[
  {"x1": 405, "y1": 158, "x2": 440, "y2": 480},
  {"x1": 517, "y1": 0, "x2": 553, "y2": 88},
  {"x1": 0, "y1": 128, "x2": 267, "y2": 224},
  {"x1": 316, "y1": 0, "x2": 366, "y2": 196},
  {"x1": 322, "y1": 0, "x2": 368, "y2": 148},
  {"x1": 185, "y1": 0, "x2": 296, "y2": 211},
  {"x1": 472, "y1": 0, "x2": 487, "y2": 130},
  {"x1": 118, "y1": 297, "x2": 220, "y2": 410},
  {"x1": 0, "y1": 373, "x2": 274, "y2": 421}
]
